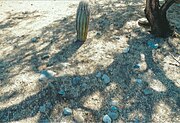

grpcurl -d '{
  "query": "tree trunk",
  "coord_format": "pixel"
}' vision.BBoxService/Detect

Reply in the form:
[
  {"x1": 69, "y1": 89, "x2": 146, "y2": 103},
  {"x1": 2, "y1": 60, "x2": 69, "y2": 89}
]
[{"x1": 145, "y1": 0, "x2": 175, "y2": 37}]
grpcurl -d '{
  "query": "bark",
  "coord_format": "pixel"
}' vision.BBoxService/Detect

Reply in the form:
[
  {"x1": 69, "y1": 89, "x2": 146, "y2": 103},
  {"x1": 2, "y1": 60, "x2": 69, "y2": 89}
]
[{"x1": 145, "y1": 0, "x2": 175, "y2": 37}]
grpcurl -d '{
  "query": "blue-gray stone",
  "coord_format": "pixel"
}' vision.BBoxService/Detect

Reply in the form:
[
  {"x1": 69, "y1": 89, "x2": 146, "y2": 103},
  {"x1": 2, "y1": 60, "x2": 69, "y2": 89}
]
[
  {"x1": 96, "y1": 72, "x2": 102, "y2": 78},
  {"x1": 143, "y1": 89, "x2": 153, "y2": 95},
  {"x1": 31, "y1": 37, "x2": 37, "y2": 42},
  {"x1": 133, "y1": 64, "x2": 141, "y2": 69},
  {"x1": 63, "y1": 107, "x2": 72, "y2": 116},
  {"x1": 123, "y1": 47, "x2": 130, "y2": 53},
  {"x1": 39, "y1": 105, "x2": 46, "y2": 113},
  {"x1": 108, "y1": 111, "x2": 119, "y2": 120},
  {"x1": 102, "y1": 74, "x2": 110, "y2": 84},
  {"x1": 39, "y1": 70, "x2": 56, "y2": 81},
  {"x1": 136, "y1": 79, "x2": 142, "y2": 84},
  {"x1": 147, "y1": 41, "x2": 158, "y2": 49},
  {"x1": 110, "y1": 106, "x2": 119, "y2": 112},
  {"x1": 58, "y1": 90, "x2": 65, "y2": 96},
  {"x1": 103, "y1": 115, "x2": 112, "y2": 123},
  {"x1": 39, "y1": 74, "x2": 47, "y2": 81}
]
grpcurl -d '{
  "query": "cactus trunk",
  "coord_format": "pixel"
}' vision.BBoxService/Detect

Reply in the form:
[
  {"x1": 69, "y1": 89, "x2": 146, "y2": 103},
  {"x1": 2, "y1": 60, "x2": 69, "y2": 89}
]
[{"x1": 76, "y1": 1, "x2": 90, "y2": 42}]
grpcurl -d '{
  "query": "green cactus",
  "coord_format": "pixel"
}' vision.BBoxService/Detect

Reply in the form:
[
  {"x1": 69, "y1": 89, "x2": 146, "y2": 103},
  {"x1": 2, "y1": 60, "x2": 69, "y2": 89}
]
[{"x1": 76, "y1": 0, "x2": 90, "y2": 42}]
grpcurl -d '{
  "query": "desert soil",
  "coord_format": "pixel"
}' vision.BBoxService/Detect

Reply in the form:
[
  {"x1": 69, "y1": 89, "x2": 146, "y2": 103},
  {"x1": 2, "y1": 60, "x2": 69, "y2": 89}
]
[{"x1": 0, "y1": 0, "x2": 180, "y2": 123}]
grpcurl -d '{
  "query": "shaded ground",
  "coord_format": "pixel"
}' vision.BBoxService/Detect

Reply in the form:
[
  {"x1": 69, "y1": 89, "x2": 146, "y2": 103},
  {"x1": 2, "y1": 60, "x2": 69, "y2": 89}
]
[{"x1": 0, "y1": 0, "x2": 180, "y2": 123}]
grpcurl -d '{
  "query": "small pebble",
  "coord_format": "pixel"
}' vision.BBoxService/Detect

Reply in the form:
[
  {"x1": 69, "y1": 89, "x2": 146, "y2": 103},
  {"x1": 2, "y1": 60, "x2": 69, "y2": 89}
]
[
  {"x1": 133, "y1": 64, "x2": 141, "y2": 69},
  {"x1": 39, "y1": 105, "x2": 46, "y2": 113},
  {"x1": 143, "y1": 89, "x2": 153, "y2": 95},
  {"x1": 42, "y1": 54, "x2": 50, "y2": 60},
  {"x1": 39, "y1": 74, "x2": 48, "y2": 81},
  {"x1": 103, "y1": 114, "x2": 112, "y2": 123},
  {"x1": 147, "y1": 41, "x2": 159, "y2": 49},
  {"x1": 73, "y1": 113, "x2": 85, "y2": 123},
  {"x1": 108, "y1": 111, "x2": 119, "y2": 120},
  {"x1": 58, "y1": 90, "x2": 65, "y2": 96},
  {"x1": 96, "y1": 72, "x2": 102, "y2": 78},
  {"x1": 136, "y1": 79, "x2": 142, "y2": 84},
  {"x1": 39, "y1": 70, "x2": 56, "y2": 81},
  {"x1": 31, "y1": 37, "x2": 37, "y2": 42},
  {"x1": 102, "y1": 74, "x2": 110, "y2": 84},
  {"x1": 110, "y1": 100, "x2": 119, "y2": 106},
  {"x1": 110, "y1": 106, "x2": 119, "y2": 112},
  {"x1": 96, "y1": 31, "x2": 102, "y2": 36},
  {"x1": 63, "y1": 107, "x2": 72, "y2": 116},
  {"x1": 123, "y1": 47, "x2": 130, "y2": 53}
]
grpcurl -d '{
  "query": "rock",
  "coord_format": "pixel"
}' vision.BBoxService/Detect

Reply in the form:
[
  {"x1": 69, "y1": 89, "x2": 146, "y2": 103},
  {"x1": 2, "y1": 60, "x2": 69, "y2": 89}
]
[
  {"x1": 135, "y1": 79, "x2": 142, "y2": 84},
  {"x1": 123, "y1": 47, "x2": 130, "y2": 53},
  {"x1": 58, "y1": 90, "x2": 65, "y2": 96},
  {"x1": 110, "y1": 100, "x2": 119, "y2": 106},
  {"x1": 39, "y1": 74, "x2": 48, "y2": 81},
  {"x1": 39, "y1": 70, "x2": 56, "y2": 81},
  {"x1": 108, "y1": 111, "x2": 119, "y2": 120},
  {"x1": 72, "y1": 76, "x2": 81, "y2": 86},
  {"x1": 96, "y1": 31, "x2": 102, "y2": 36},
  {"x1": 133, "y1": 64, "x2": 141, "y2": 69},
  {"x1": 147, "y1": 41, "x2": 159, "y2": 49},
  {"x1": 110, "y1": 106, "x2": 119, "y2": 112},
  {"x1": 103, "y1": 115, "x2": 112, "y2": 123},
  {"x1": 138, "y1": 18, "x2": 150, "y2": 27},
  {"x1": 96, "y1": 72, "x2": 102, "y2": 78},
  {"x1": 110, "y1": 24, "x2": 114, "y2": 30},
  {"x1": 39, "y1": 104, "x2": 46, "y2": 113},
  {"x1": 63, "y1": 107, "x2": 72, "y2": 116},
  {"x1": 102, "y1": 74, "x2": 110, "y2": 84},
  {"x1": 41, "y1": 54, "x2": 50, "y2": 60},
  {"x1": 31, "y1": 37, "x2": 37, "y2": 42},
  {"x1": 143, "y1": 89, "x2": 153, "y2": 95},
  {"x1": 73, "y1": 113, "x2": 85, "y2": 123}
]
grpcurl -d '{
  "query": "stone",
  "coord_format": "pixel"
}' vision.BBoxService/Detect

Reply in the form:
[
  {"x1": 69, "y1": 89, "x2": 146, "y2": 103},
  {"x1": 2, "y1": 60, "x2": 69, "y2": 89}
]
[
  {"x1": 135, "y1": 79, "x2": 142, "y2": 84},
  {"x1": 143, "y1": 89, "x2": 153, "y2": 95},
  {"x1": 58, "y1": 90, "x2": 65, "y2": 96},
  {"x1": 42, "y1": 54, "x2": 50, "y2": 60},
  {"x1": 96, "y1": 31, "x2": 102, "y2": 36},
  {"x1": 110, "y1": 106, "x2": 119, "y2": 112},
  {"x1": 147, "y1": 41, "x2": 159, "y2": 49},
  {"x1": 63, "y1": 107, "x2": 72, "y2": 116},
  {"x1": 73, "y1": 113, "x2": 85, "y2": 123},
  {"x1": 31, "y1": 37, "x2": 37, "y2": 42},
  {"x1": 110, "y1": 100, "x2": 119, "y2": 106},
  {"x1": 96, "y1": 72, "x2": 102, "y2": 78},
  {"x1": 108, "y1": 111, "x2": 119, "y2": 120},
  {"x1": 103, "y1": 115, "x2": 112, "y2": 123},
  {"x1": 39, "y1": 70, "x2": 56, "y2": 81},
  {"x1": 39, "y1": 104, "x2": 46, "y2": 113},
  {"x1": 39, "y1": 74, "x2": 48, "y2": 81},
  {"x1": 102, "y1": 74, "x2": 110, "y2": 84},
  {"x1": 133, "y1": 64, "x2": 141, "y2": 69},
  {"x1": 123, "y1": 47, "x2": 130, "y2": 53}
]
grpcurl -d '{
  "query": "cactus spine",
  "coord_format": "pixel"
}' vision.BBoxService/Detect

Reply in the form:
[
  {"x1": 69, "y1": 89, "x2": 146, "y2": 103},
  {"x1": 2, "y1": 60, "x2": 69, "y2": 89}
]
[{"x1": 76, "y1": 0, "x2": 90, "y2": 42}]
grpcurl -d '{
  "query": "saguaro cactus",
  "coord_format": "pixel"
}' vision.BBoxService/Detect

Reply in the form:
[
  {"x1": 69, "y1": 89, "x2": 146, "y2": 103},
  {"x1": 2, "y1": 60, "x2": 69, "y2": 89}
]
[{"x1": 76, "y1": 0, "x2": 90, "y2": 42}]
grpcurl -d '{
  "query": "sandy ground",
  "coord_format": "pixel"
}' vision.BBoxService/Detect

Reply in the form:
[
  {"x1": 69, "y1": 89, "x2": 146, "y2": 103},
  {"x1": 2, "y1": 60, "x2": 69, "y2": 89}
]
[{"x1": 0, "y1": 0, "x2": 180, "y2": 123}]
